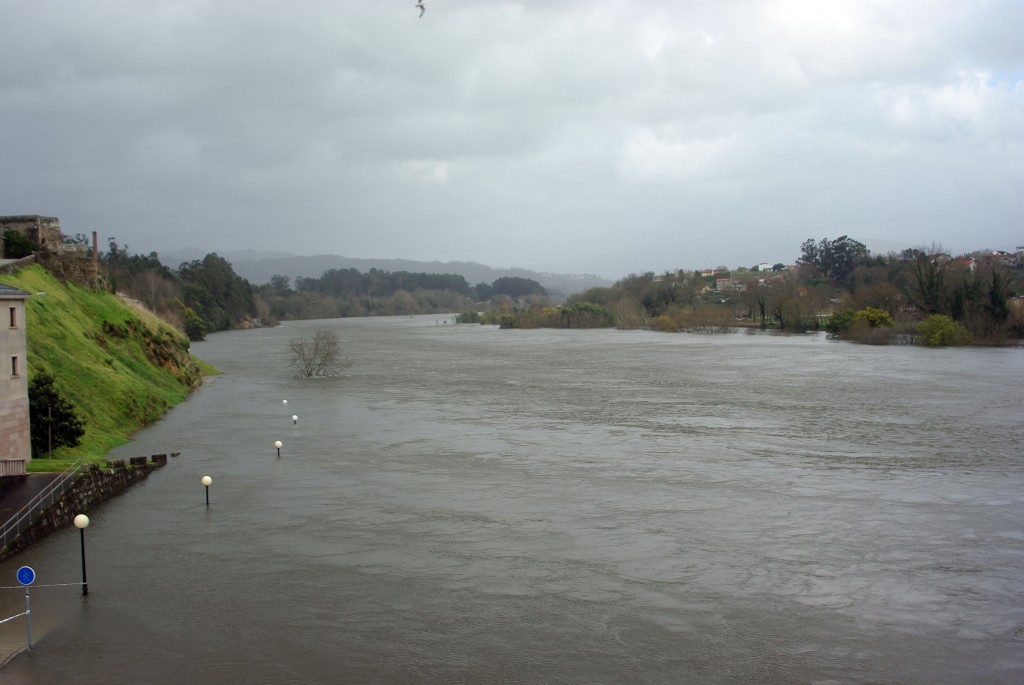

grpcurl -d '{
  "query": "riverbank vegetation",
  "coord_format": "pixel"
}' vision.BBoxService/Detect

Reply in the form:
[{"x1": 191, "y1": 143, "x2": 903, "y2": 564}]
[
  {"x1": 102, "y1": 240, "x2": 255, "y2": 340},
  {"x1": 459, "y1": 301, "x2": 618, "y2": 329},
  {"x1": 8, "y1": 233, "x2": 1016, "y2": 477},
  {"x1": 63, "y1": 235, "x2": 1024, "y2": 347},
  {"x1": 253, "y1": 270, "x2": 546, "y2": 322},
  {"x1": 548, "y1": 239, "x2": 1023, "y2": 346},
  {"x1": 100, "y1": 238, "x2": 551, "y2": 337},
  {"x1": 0, "y1": 266, "x2": 215, "y2": 470}
]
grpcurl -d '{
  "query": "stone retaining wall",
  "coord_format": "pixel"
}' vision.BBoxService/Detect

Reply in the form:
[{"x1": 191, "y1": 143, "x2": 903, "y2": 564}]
[
  {"x1": 0, "y1": 255, "x2": 36, "y2": 275},
  {"x1": 0, "y1": 458, "x2": 166, "y2": 561},
  {"x1": 34, "y1": 250, "x2": 101, "y2": 289}
]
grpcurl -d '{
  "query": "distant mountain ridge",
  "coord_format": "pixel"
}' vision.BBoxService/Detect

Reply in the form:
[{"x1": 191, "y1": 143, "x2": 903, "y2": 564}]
[{"x1": 159, "y1": 249, "x2": 613, "y2": 297}]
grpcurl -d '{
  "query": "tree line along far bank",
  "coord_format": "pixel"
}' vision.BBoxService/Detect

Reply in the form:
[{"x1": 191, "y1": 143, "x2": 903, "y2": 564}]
[
  {"x1": 15, "y1": 233, "x2": 1022, "y2": 347},
  {"x1": 95, "y1": 237, "x2": 549, "y2": 338},
  {"x1": 541, "y1": 236, "x2": 1021, "y2": 345}
]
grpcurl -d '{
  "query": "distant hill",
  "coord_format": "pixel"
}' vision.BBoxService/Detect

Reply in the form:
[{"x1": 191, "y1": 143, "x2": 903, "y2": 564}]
[{"x1": 159, "y1": 250, "x2": 613, "y2": 298}]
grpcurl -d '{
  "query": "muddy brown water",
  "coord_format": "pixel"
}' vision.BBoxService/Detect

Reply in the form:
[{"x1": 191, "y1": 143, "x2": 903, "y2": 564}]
[{"x1": 1, "y1": 316, "x2": 1022, "y2": 683}]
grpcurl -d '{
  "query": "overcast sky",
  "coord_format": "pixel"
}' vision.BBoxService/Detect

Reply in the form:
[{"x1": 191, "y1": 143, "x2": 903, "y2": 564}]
[{"x1": 2, "y1": 1, "x2": 1022, "y2": 279}]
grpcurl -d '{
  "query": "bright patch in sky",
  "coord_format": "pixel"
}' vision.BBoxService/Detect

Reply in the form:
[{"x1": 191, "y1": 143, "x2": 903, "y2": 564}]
[{"x1": 1, "y1": 0, "x2": 1021, "y2": 277}]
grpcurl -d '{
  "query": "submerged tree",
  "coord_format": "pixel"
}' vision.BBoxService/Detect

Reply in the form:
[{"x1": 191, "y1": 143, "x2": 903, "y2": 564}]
[
  {"x1": 289, "y1": 328, "x2": 351, "y2": 378},
  {"x1": 917, "y1": 315, "x2": 973, "y2": 347},
  {"x1": 29, "y1": 373, "x2": 86, "y2": 456}
]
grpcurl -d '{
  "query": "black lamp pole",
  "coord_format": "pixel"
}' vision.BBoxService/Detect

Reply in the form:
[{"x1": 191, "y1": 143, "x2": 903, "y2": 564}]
[
  {"x1": 74, "y1": 514, "x2": 90, "y2": 597},
  {"x1": 79, "y1": 527, "x2": 88, "y2": 596}
]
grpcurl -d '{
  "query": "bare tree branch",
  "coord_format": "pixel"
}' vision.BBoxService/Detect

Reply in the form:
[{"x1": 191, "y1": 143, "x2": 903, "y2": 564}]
[{"x1": 289, "y1": 329, "x2": 350, "y2": 378}]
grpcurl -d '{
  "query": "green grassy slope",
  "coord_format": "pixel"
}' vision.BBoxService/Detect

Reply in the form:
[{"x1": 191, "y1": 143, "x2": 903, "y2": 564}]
[{"x1": 1, "y1": 265, "x2": 217, "y2": 468}]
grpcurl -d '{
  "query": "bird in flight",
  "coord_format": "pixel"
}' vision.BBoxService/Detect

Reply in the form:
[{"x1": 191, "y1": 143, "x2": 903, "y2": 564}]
[{"x1": 416, "y1": 1, "x2": 425, "y2": 18}]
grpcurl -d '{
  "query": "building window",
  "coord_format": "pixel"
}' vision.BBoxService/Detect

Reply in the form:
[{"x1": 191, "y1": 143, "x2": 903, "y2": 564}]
[
  {"x1": 10, "y1": 355, "x2": 18, "y2": 378},
  {"x1": 8, "y1": 307, "x2": 16, "y2": 328}
]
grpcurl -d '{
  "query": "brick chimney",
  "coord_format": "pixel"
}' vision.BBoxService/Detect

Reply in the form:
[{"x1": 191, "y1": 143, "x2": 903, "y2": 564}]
[{"x1": 92, "y1": 231, "x2": 98, "y2": 260}]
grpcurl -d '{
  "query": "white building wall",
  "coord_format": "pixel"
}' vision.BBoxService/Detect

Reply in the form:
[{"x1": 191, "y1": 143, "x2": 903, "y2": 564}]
[{"x1": 0, "y1": 288, "x2": 31, "y2": 465}]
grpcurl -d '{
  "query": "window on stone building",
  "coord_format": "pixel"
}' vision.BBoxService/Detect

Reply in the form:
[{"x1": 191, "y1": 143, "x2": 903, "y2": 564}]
[
  {"x1": 10, "y1": 355, "x2": 18, "y2": 378},
  {"x1": 8, "y1": 306, "x2": 15, "y2": 328}
]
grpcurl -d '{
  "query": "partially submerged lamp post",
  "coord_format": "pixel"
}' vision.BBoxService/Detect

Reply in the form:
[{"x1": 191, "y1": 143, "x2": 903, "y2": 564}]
[
  {"x1": 73, "y1": 514, "x2": 89, "y2": 596},
  {"x1": 202, "y1": 475, "x2": 212, "y2": 506},
  {"x1": 292, "y1": 414, "x2": 298, "y2": 425},
  {"x1": 274, "y1": 440, "x2": 283, "y2": 458}
]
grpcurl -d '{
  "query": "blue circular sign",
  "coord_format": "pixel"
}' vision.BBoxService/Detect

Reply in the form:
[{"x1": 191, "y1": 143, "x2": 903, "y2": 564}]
[{"x1": 16, "y1": 566, "x2": 35, "y2": 586}]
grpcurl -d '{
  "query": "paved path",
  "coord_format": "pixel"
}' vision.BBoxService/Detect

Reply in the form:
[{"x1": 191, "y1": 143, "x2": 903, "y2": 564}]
[
  {"x1": 0, "y1": 474, "x2": 66, "y2": 673},
  {"x1": 0, "y1": 474, "x2": 63, "y2": 524}
]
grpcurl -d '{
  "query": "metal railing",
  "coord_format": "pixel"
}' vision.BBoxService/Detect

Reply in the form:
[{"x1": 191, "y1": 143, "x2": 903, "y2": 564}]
[
  {"x1": 0, "y1": 460, "x2": 84, "y2": 551},
  {"x1": 0, "y1": 461, "x2": 26, "y2": 478}
]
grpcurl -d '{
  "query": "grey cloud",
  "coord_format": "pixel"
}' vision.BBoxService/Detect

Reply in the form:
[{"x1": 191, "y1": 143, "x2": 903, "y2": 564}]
[{"x1": 2, "y1": 0, "x2": 1022, "y2": 278}]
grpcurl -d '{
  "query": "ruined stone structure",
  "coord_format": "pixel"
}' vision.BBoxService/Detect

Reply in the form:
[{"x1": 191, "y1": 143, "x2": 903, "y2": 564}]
[
  {"x1": 0, "y1": 215, "x2": 63, "y2": 255},
  {"x1": 0, "y1": 215, "x2": 101, "y2": 289},
  {"x1": 36, "y1": 245, "x2": 102, "y2": 289},
  {"x1": 0, "y1": 284, "x2": 31, "y2": 476}
]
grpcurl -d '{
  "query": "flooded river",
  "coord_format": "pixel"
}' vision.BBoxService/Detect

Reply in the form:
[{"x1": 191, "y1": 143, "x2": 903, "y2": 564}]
[{"x1": 1, "y1": 316, "x2": 1022, "y2": 683}]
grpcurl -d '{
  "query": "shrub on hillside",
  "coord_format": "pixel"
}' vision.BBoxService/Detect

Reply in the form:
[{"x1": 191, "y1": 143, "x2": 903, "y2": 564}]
[
  {"x1": 2, "y1": 230, "x2": 39, "y2": 259},
  {"x1": 29, "y1": 373, "x2": 86, "y2": 457}
]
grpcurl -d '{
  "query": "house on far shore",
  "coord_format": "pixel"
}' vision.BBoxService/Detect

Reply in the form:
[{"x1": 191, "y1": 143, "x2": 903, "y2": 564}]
[{"x1": 0, "y1": 284, "x2": 31, "y2": 477}]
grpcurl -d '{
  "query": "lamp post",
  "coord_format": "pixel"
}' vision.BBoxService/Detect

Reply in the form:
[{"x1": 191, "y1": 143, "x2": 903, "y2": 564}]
[
  {"x1": 292, "y1": 414, "x2": 298, "y2": 425},
  {"x1": 202, "y1": 475, "x2": 212, "y2": 506},
  {"x1": 73, "y1": 514, "x2": 89, "y2": 596},
  {"x1": 274, "y1": 440, "x2": 283, "y2": 458}
]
